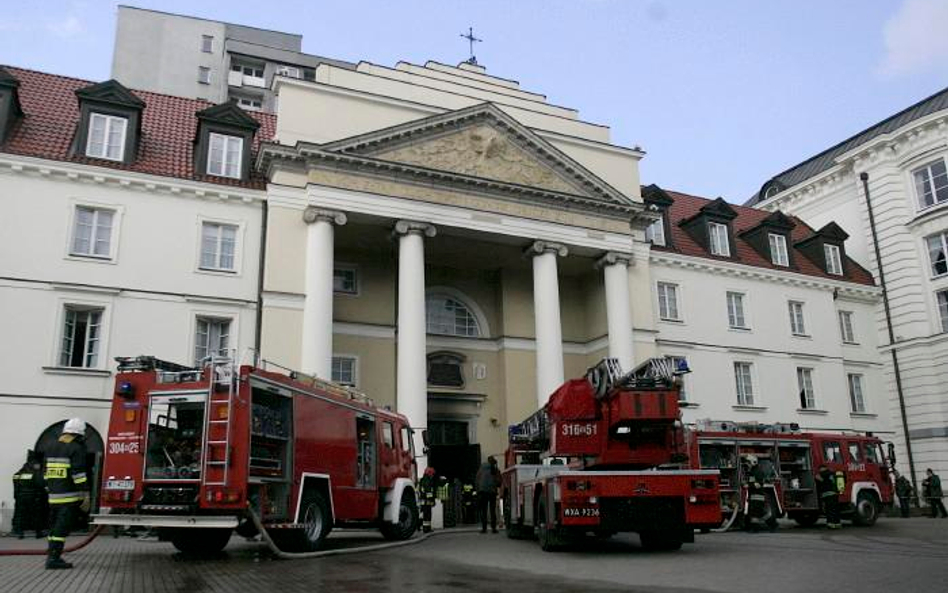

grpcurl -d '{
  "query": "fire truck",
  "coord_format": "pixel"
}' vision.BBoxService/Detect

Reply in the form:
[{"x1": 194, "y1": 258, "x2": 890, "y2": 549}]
[
  {"x1": 502, "y1": 358, "x2": 722, "y2": 551},
  {"x1": 92, "y1": 356, "x2": 419, "y2": 554},
  {"x1": 690, "y1": 420, "x2": 895, "y2": 529}
]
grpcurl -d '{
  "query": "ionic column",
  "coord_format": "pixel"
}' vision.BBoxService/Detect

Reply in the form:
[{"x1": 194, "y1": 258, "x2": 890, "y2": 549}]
[
  {"x1": 300, "y1": 207, "x2": 347, "y2": 378},
  {"x1": 394, "y1": 220, "x2": 436, "y2": 469},
  {"x1": 527, "y1": 241, "x2": 568, "y2": 407},
  {"x1": 596, "y1": 251, "x2": 635, "y2": 373}
]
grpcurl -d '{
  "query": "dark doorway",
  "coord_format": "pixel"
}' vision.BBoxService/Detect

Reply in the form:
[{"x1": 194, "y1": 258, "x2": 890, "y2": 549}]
[
  {"x1": 427, "y1": 420, "x2": 481, "y2": 484},
  {"x1": 35, "y1": 420, "x2": 105, "y2": 524}
]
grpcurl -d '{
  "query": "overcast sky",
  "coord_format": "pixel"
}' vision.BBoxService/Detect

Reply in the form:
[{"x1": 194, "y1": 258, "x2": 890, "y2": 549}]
[{"x1": 2, "y1": 0, "x2": 947, "y2": 203}]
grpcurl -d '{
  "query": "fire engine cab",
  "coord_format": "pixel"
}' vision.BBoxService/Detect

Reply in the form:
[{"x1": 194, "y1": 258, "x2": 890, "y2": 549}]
[{"x1": 92, "y1": 356, "x2": 419, "y2": 553}]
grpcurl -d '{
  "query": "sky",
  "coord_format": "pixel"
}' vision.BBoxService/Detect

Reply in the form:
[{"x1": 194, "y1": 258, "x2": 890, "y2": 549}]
[{"x1": 2, "y1": 0, "x2": 948, "y2": 203}]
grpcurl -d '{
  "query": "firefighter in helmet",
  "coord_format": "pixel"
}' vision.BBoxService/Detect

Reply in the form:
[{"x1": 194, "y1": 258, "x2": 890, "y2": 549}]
[
  {"x1": 816, "y1": 464, "x2": 842, "y2": 529},
  {"x1": 43, "y1": 418, "x2": 91, "y2": 569},
  {"x1": 419, "y1": 466, "x2": 437, "y2": 533},
  {"x1": 12, "y1": 450, "x2": 46, "y2": 539},
  {"x1": 743, "y1": 454, "x2": 768, "y2": 531}
]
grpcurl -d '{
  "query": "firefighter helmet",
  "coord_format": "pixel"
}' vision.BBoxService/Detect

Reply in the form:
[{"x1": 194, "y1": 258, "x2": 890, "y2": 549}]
[
  {"x1": 63, "y1": 418, "x2": 86, "y2": 437},
  {"x1": 744, "y1": 454, "x2": 758, "y2": 465}
]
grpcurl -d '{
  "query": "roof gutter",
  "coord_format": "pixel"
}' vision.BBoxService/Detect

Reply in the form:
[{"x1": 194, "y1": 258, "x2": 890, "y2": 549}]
[{"x1": 860, "y1": 172, "x2": 917, "y2": 496}]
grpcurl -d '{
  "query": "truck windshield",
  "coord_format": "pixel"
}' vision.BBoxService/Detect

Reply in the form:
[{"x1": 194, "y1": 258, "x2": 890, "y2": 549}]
[{"x1": 144, "y1": 393, "x2": 206, "y2": 480}]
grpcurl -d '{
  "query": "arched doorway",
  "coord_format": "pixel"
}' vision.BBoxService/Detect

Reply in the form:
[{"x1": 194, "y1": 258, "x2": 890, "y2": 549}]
[{"x1": 35, "y1": 420, "x2": 105, "y2": 521}]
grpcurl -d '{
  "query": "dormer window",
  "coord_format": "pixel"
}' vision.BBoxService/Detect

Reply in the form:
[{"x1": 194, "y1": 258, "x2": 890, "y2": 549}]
[
  {"x1": 824, "y1": 244, "x2": 843, "y2": 275},
  {"x1": 794, "y1": 221, "x2": 850, "y2": 278},
  {"x1": 194, "y1": 101, "x2": 259, "y2": 182},
  {"x1": 641, "y1": 184, "x2": 675, "y2": 249},
  {"x1": 645, "y1": 215, "x2": 666, "y2": 246},
  {"x1": 679, "y1": 197, "x2": 736, "y2": 258},
  {"x1": 207, "y1": 132, "x2": 243, "y2": 178},
  {"x1": 769, "y1": 233, "x2": 789, "y2": 266},
  {"x1": 86, "y1": 113, "x2": 127, "y2": 161},
  {"x1": 709, "y1": 222, "x2": 730, "y2": 256}
]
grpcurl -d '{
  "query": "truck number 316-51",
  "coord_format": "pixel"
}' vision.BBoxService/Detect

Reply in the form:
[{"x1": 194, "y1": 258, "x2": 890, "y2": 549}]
[{"x1": 562, "y1": 423, "x2": 597, "y2": 437}]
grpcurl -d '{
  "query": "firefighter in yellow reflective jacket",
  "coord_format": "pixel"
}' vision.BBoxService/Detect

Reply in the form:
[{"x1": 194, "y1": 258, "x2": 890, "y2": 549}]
[
  {"x1": 44, "y1": 418, "x2": 90, "y2": 570},
  {"x1": 816, "y1": 465, "x2": 841, "y2": 529},
  {"x1": 418, "y1": 467, "x2": 437, "y2": 533}
]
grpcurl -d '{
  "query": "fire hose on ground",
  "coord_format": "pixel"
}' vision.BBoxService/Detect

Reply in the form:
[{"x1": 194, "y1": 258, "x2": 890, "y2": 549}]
[{"x1": 0, "y1": 525, "x2": 104, "y2": 557}]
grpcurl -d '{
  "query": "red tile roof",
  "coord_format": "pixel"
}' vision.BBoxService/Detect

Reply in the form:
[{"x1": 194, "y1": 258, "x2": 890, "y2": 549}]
[
  {"x1": 0, "y1": 66, "x2": 275, "y2": 190},
  {"x1": 655, "y1": 189, "x2": 875, "y2": 286}
]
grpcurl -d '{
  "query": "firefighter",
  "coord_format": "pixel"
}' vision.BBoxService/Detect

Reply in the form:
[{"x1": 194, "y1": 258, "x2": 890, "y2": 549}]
[
  {"x1": 461, "y1": 481, "x2": 476, "y2": 524},
  {"x1": 418, "y1": 466, "x2": 437, "y2": 533},
  {"x1": 816, "y1": 464, "x2": 841, "y2": 529},
  {"x1": 43, "y1": 418, "x2": 90, "y2": 569},
  {"x1": 743, "y1": 454, "x2": 768, "y2": 532},
  {"x1": 12, "y1": 450, "x2": 46, "y2": 539},
  {"x1": 894, "y1": 472, "x2": 913, "y2": 518}
]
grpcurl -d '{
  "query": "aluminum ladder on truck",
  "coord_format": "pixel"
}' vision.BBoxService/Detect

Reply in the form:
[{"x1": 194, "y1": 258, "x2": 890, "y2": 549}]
[{"x1": 202, "y1": 354, "x2": 236, "y2": 486}]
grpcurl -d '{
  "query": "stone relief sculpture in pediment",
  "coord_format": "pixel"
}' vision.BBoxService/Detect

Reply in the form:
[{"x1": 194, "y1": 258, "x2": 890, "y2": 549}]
[{"x1": 373, "y1": 124, "x2": 587, "y2": 196}]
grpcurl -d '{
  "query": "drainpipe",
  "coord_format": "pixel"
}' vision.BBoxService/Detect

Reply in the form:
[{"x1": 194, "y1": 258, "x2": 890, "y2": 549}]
[
  {"x1": 859, "y1": 172, "x2": 918, "y2": 497},
  {"x1": 253, "y1": 199, "x2": 269, "y2": 366}
]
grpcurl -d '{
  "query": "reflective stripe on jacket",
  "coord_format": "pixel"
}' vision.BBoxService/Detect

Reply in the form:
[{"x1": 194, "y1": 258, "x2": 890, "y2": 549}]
[{"x1": 44, "y1": 435, "x2": 88, "y2": 505}]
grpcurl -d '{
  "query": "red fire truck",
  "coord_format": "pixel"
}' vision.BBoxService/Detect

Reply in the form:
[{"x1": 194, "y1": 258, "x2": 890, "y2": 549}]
[
  {"x1": 92, "y1": 356, "x2": 419, "y2": 553},
  {"x1": 503, "y1": 359, "x2": 721, "y2": 551},
  {"x1": 690, "y1": 420, "x2": 895, "y2": 529}
]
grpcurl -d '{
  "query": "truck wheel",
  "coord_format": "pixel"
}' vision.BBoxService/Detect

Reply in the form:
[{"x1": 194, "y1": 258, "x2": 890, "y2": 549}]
[
  {"x1": 537, "y1": 503, "x2": 563, "y2": 551},
  {"x1": 639, "y1": 530, "x2": 682, "y2": 551},
  {"x1": 297, "y1": 492, "x2": 331, "y2": 551},
  {"x1": 791, "y1": 511, "x2": 820, "y2": 527},
  {"x1": 851, "y1": 492, "x2": 880, "y2": 526},
  {"x1": 502, "y1": 494, "x2": 527, "y2": 539},
  {"x1": 381, "y1": 488, "x2": 418, "y2": 540},
  {"x1": 169, "y1": 528, "x2": 232, "y2": 556}
]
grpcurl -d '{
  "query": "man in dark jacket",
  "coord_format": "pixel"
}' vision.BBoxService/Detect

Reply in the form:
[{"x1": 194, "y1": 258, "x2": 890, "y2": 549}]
[
  {"x1": 922, "y1": 468, "x2": 948, "y2": 518},
  {"x1": 418, "y1": 467, "x2": 437, "y2": 533},
  {"x1": 475, "y1": 456, "x2": 501, "y2": 533},
  {"x1": 816, "y1": 464, "x2": 841, "y2": 529},
  {"x1": 43, "y1": 418, "x2": 90, "y2": 569},
  {"x1": 12, "y1": 451, "x2": 46, "y2": 538},
  {"x1": 894, "y1": 472, "x2": 913, "y2": 518}
]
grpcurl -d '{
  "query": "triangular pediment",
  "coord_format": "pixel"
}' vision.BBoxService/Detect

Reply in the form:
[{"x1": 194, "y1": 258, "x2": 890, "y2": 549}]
[
  {"x1": 319, "y1": 103, "x2": 631, "y2": 204},
  {"x1": 75, "y1": 79, "x2": 145, "y2": 109},
  {"x1": 196, "y1": 101, "x2": 260, "y2": 130}
]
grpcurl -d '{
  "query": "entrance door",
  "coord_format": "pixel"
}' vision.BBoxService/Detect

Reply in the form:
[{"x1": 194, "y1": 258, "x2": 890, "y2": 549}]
[{"x1": 427, "y1": 420, "x2": 480, "y2": 484}]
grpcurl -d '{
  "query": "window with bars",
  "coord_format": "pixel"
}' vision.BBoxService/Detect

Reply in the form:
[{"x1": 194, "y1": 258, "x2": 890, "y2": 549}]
[
  {"x1": 838, "y1": 310, "x2": 856, "y2": 343},
  {"x1": 657, "y1": 282, "x2": 680, "y2": 321},
  {"x1": 333, "y1": 267, "x2": 358, "y2": 294},
  {"x1": 726, "y1": 291, "x2": 748, "y2": 329},
  {"x1": 824, "y1": 244, "x2": 843, "y2": 275},
  {"x1": 788, "y1": 300, "x2": 807, "y2": 335},
  {"x1": 426, "y1": 295, "x2": 481, "y2": 337},
  {"x1": 332, "y1": 356, "x2": 356, "y2": 386},
  {"x1": 938, "y1": 290, "x2": 948, "y2": 333},
  {"x1": 797, "y1": 367, "x2": 816, "y2": 409},
  {"x1": 926, "y1": 232, "x2": 948, "y2": 277},
  {"x1": 86, "y1": 113, "x2": 127, "y2": 161},
  {"x1": 194, "y1": 317, "x2": 230, "y2": 365},
  {"x1": 734, "y1": 362, "x2": 755, "y2": 406},
  {"x1": 200, "y1": 222, "x2": 237, "y2": 271},
  {"x1": 60, "y1": 306, "x2": 103, "y2": 368},
  {"x1": 645, "y1": 216, "x2": 665, "y2": 246},
  {"x1": 708, "y1": 222, "x2": 730, "y2": 256},
  {"x1": 769, "y1": 233, "x2": 789, "y2": 266},
  {"x1": 848, "y1": 373, "x2": 866, "y2": 413},
  {"x1": 71, "y1": 206, "x2": 114, "y2": 258},
  {"x1": 913, "y1": 159, "x2": 948, "y2": 210},
  {"x1": 207, "y1": 132, "x2": 243, "y2": 178}
]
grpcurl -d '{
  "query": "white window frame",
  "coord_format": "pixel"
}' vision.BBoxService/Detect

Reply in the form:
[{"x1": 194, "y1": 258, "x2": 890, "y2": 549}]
[
  {"x1": 926, "y1": 232, "x2": 948, "y2": 278},
  {"x1": 197, "y1": 219, "x2": 242, "y2": 274},
  {"x1": 666, "y1": 355, "x2": 689, "y2": 402},
  {"x1": 201, "y1": 35, "x2": 213, "y2": 53},
  {"x1": 788, "y1": 300, "x2": 807, "y2": 336},
  {"x1": 937, "y1": 289, "x2": 948, "y2": 333},
  {"x1": 848, "y1": 373, "x2": 867, "y2": 413},
  {"x1": 50, "y1": 297, "x2": 111, "y2": 371},
  {"x1": 426, "y1": 294, "x2": 482, "y2": 337},
  {"x1": 85, "y1": 113, "x2": 127, "y2": 161},
  {"x1": 206, "y1": 132, "x2": 243, "y2": 179},
  {"x1": 824, "y1": 244, "x2": 843, "y2": 275},
  {"x1": 198, "y1": 66, "x2": 211, "y2": 84},
  {"x1": 912, "y1": 158, "x2": 948, "y2": 210},
  {"x1": 708, "y1": 222, "x2": 730, "y2": 256},
  {"x1": 734, "y1": 362, "x2": 755, "y2": 406},
  {"x1": 235, "y1": 96, "x2": 263, "y2": 111},
  {"x1": 838, "y1": 310, "x2": 856, "y2": 344},
  {"x1": 645, "y1": 215, "x2": 665, "y2": 246},
  {"x1": 193, "y1": 315, "x2": 233, "y2": 365},
  {"x1": 726, "y1": 291, "x2": 748, "y2": 330},
  {"x1": 769, "y1": 233, "x2": 789, "y2": 267},
  {"x1": 333, "y1": 265, "x2": 359, "y2": 295},
  {"x1": 68, "y1": 203, "x2": 119, "y2": 261},
  {"x1": 657, "y1": 282, "x2": 681, "y2": 322},
  {"x1": 796, "y1": 367, "x2": 816, "y2": 410},
  {"x1": 331, "y1": 355, "x2": 358, "y2": 386}
]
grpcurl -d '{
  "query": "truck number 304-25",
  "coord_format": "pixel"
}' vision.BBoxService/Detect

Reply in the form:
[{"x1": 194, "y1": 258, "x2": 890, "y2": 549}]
[{"x1": 562, "y1": 423, "x2": 597, "y2": 437}]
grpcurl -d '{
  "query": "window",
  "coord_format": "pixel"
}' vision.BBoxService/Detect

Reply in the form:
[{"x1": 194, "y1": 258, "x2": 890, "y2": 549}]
[
  {"x1": 913, "y1": 159, "x2": 948, "y2": 209},
  {"x1": 85, "y1": 113, "x2": 127, "y2": 161},
  {"x1": 382, "y1": 422, "x2": 394, "y2": 448},
  {"x1": 70, "y1": 206, "x2": 114, "y2": 258},
  {"x1": 769, "y1": 233, "x2": 789, "y2": 266},
  {"x1": 60, "y1": 306, "x2": 103, "y2": 368},
  {"x1": 865, "y1": 443, "x2": 881, "y2": 465},
  {"x1": 657, "y1": 282, "x2": 680, "y2": 321},
  {"x1": 708, "y1": 222, "x2": 730, "y2": 256},
  {"x1": 726, "y1": 291, "x2": 748, "y2": 329},
  {"x1": 938, "y1": 290, "x2": 948, "y2": 333},
  {"x1": 200, "y1": 221, "x2": 237, "y2": 271},
  {"x1": 426, "y1": 295, "x2": 481, "y2": 337},
  {"x1": 824, "y1": 244, "x2": 843, "y2": 275},
  {"x1": 645, "y1": 216, "x2": 665, "y2": 246},
  {"x1": 823, "y1": 441, "x2": 842, "y2": 463},
  {"x1": 848, "y1": 373, "x2": 866, "y2": 413},
  {"x1": 848, "y1": 442, "x2": 863, "y2": 463},
  {"x1": 198, "y1": 67, "x2": 211, "y2": 85},
  {"x1": 331, "y1": 356, "x2": 356, "y2": 386},
  {"x1": 201, "y1": 35, "x2": 213, "y2": 53},
  {"x1": 194, "y1": 317, "x2": 230, "y2": 364},
  {"x1": 235, "y1": 96, "x2": 262, "y2": 111},
  {"x1": 788, "y1": 301, "x2": 806, "y2": 336},
  {"x1": 207, "y1": 132, "x2": 242, "y2": 178},
  {"x1": 926, "y1": 232, "x2": 948, "y2": 277},
  {"x1": 427, "y1": 352, "x2": 465, "y2": 387},
  {"x1": 796, "y1": 367, "x2": 816, "y2": 409},
  {"x1": 838, "y1": 311, "x2": 856, "y2": 343},
  {"x1": 333, "y1": 267, "x2": 358, "y2": 294},
  {"x1": 667, "y1": 356, "x2": 688, "y2": 401},
  {"x1": 275, "y1": 65, "x2": 300, "y2": 78},
  {"x1": 399, "y1": 426, "x2": 412, "y2": 453},
  {"x1": 734, "y1": 362, "x2": 755, "y2": 406}
]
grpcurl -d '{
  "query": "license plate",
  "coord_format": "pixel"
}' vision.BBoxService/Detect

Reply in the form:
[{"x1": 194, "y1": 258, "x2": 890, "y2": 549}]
[
  {"x1": 563, "y1": 507, "x2": 599, "y2": 517},
  {"x1": 106, "y1": 480, "x2": 135, "y2": 490}
]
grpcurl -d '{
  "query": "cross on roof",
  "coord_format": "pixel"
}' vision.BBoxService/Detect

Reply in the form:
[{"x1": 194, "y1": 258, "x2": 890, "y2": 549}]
[{"x1": 460, "y1": 26, "x2": 482, "y2": 65}]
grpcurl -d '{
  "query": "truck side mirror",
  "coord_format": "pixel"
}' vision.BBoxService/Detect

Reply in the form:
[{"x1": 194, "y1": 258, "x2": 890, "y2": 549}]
[
  {"x1": 421, "y1": 429, "x2": 429, "y2": 448},
  {"x1": 887, "y1": 442, "x2": 896, "y2": 467}
]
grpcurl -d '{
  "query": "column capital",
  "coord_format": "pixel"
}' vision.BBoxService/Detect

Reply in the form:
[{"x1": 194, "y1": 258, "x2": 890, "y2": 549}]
[
  {"x1": 525, "y1": 240, "x2": 568, "y2": 258},
  {"x1": 303, "y1": 207, "x2": 347, "y2": 226},
  {"x1": 393, "y1": 220, "x2": 437, "y2": 238},
  {"x1": 595, "y1": 251, "x2": 634, "y2": 270}
]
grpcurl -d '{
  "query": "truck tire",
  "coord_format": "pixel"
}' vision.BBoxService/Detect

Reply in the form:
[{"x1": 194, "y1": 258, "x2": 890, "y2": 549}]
[
  {"x1": 851, "y1": 492, "x2": 880, "y2": 527},
  {"x1": 537, "y1": 502, "x2": 564, "y2": 551},
  {"x1": 503, "y1": 494, "x2": 531, "y2": 540},
  {"x1": 790, "y1": 511, "x2": 820, "y2": 527},
  {"x1": 169, "y1": 528, "x2": 232, "y2": 556},
  {"x1": 639, "y1": 530, "x2": 682, "y2": 551},
  {"x1": 296, "y1": 491, "x2": 331, "y2": 551},
  {"x1": 381, "y1": 488, "x2": 418, "y2": 540}
]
